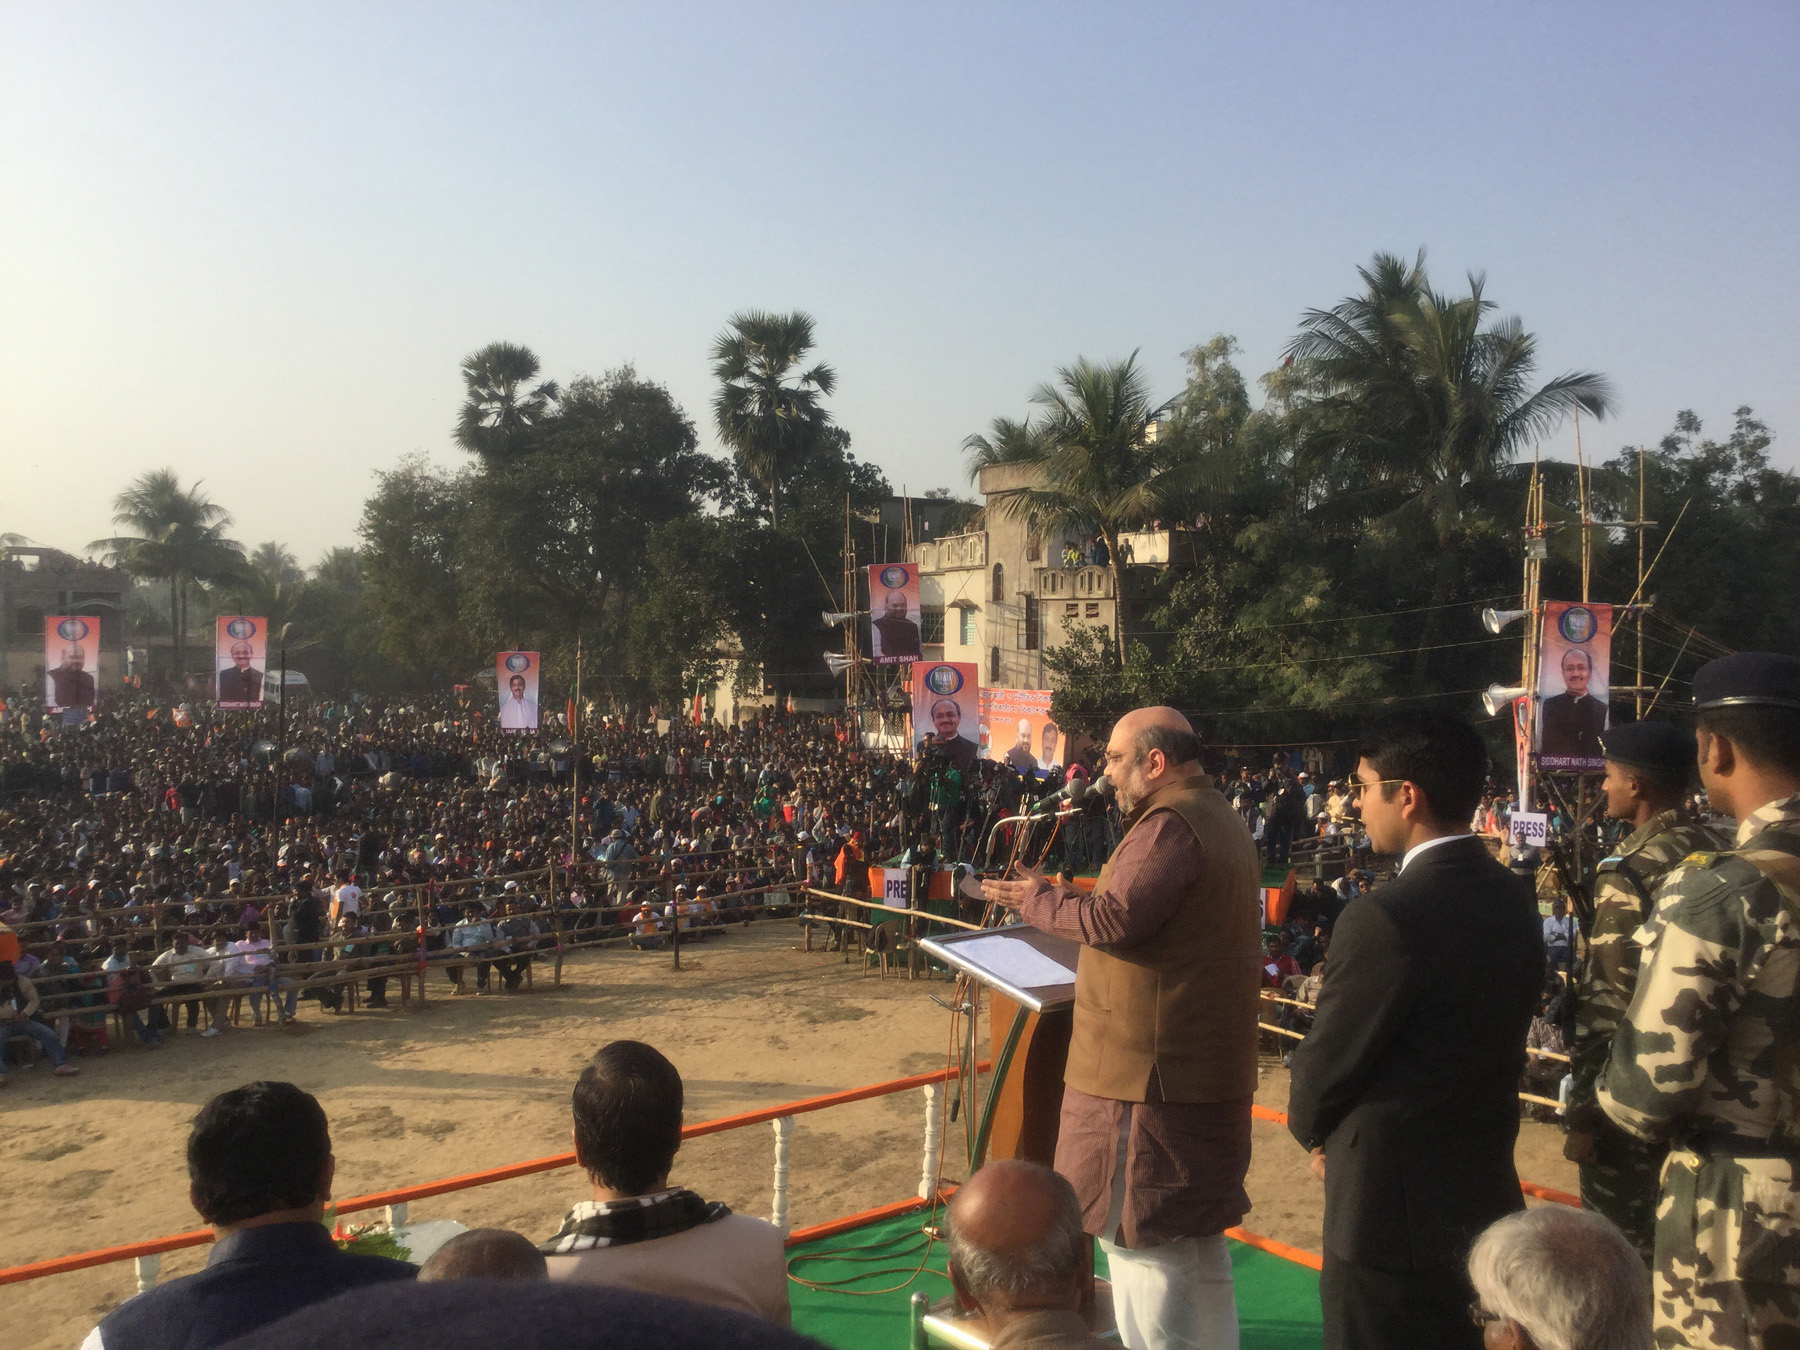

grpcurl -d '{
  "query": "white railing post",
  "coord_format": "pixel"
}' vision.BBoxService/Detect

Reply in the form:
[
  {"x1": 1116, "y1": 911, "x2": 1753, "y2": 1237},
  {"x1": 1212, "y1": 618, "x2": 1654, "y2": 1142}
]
[
  {"x1": 385, "y1": 1202, "x2": 409, "y2": 1230},
  {"x1": 134, "y1": 1254, "x2": 160, "y2": 1294},
  {"x1": 918, "y1": 1082, "x2": 943, "y2": 1199},
  {"x1": 771, "y1": 1116, "x2": 793, "y2": 1233}
]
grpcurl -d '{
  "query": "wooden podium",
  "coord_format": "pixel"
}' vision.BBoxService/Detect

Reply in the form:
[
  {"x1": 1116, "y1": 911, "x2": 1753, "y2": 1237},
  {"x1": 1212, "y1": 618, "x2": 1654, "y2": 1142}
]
[
  {"x1": 916, "y1": 925, "x2": 1080, "y2": 1171},
  {"x1": 982, "y1": 994, "x2": 1074, "y2": 1166}
]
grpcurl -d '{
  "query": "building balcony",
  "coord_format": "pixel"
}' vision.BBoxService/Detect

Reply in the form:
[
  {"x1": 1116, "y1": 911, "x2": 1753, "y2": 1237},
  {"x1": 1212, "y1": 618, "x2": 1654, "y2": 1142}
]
[{"x1": 913, "y1": 530, "x2": 988, "y2": 574}]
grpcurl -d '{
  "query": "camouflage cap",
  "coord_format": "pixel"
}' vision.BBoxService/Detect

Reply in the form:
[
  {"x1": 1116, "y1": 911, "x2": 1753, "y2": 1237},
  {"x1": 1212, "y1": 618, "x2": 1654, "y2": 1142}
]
[
  {"x1": 1693, "y1": 652, "x2": 1800, "y2": 712},
  {"x1": 1600, "y1": 720, "x2": 1696, "y2": 774}
]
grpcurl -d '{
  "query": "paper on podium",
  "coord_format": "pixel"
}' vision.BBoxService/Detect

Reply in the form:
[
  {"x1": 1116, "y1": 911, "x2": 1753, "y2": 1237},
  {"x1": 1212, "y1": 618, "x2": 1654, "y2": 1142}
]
[
  {"x1": 917, "y1": 923, "x2": 1081, "y2": 1011},
  {"x1": 953, "y1": 933, "x2": 1076, "y2": 990}
]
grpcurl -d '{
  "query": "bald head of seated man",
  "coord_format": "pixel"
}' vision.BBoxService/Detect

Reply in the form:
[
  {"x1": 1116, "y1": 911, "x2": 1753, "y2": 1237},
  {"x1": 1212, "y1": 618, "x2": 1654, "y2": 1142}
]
[
  {"x1": 947, "y1": 1161, "x2": 1106, "y2": 1349},
  {"x1": 418, "y1": 1229, "x2": 548, "y2": 1283}
]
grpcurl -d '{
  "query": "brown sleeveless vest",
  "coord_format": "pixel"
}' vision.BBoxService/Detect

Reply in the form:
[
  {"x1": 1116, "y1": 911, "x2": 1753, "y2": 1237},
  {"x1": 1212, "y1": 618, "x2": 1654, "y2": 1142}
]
[{"x1": 1062, "y1": 777, "x2": 1263, "y2": 1104}]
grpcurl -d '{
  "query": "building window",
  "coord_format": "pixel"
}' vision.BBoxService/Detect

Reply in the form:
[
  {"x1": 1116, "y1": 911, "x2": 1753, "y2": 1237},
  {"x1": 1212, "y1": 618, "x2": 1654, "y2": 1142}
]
[
  {"x1": 959, "y1": 608, "x2": 978, "y2": 646},
  {"x1": 1026, "y1": 533, "x2": 1041, "y2": 562},
  {"x1": 989, "y1": 646, "x2": 1001, "y2": 683},
  {"x1": 921, "y1": 606, "x2": 945, "y2": 645},
  {"x1": 991, "y1": 563, "x2": 1005, "y2": 604},
  {"x1": 1064, "y1": 602, "x2": 1079, "y2": 618},
  {"x1": 1023, "y1": 597, "x2": 1039, "y2": 651},
  {"x1": 1085, "y1": 602, "x2": 1100, "y2": 619},
  {"x1": 14, "y1": 606, "x2": 44, "y2": 636}
]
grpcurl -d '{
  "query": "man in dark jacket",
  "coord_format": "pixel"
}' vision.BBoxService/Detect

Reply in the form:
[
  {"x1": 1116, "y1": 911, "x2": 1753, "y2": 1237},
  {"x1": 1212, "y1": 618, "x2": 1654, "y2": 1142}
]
[
  {"x1": 1287, "y1": 712, "x2": 1544, "y2": 1350},
  {"x1": 82, "y1": 1081, "x2": 415, "y2": 1349}
]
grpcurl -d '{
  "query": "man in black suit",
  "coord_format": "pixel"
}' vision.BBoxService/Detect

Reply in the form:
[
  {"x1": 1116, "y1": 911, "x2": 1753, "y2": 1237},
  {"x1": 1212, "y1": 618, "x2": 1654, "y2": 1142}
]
[
  {"x1": 1287, "y1": 712, "x2": 1544, "y2": 1350},
  {"x1": 49, "y1": 643, "x2": 96, "y2": 709},
  {"x1": 218, "y1": 641, "x2": 265, "y2": 703},
  {"x1": 1539, "y1": 648, "x2": 1607, "y2": 760}
]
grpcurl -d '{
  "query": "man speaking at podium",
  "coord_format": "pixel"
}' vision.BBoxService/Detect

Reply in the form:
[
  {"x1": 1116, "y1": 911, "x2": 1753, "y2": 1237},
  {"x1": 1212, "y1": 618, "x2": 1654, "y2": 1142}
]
[{"x1": 983, "y1": 706, "x2": 1262, "y2": 1350}]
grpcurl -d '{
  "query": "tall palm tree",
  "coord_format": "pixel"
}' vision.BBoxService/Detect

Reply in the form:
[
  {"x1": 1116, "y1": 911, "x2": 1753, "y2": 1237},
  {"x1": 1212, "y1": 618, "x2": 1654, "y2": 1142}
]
[
  {"x1": 710, "y1": 311, "x2": 836, "y2": 530},
  {"x1": 222, "y1": 541, "x2": 306, "y2": 631},
  {"x1": 1284, "y1": 250, "x2": 1616, "y2": 676},
  {"x1": 964, "y1": 354, "x2": 1176, "y2": 662},
  {"x1": 92, "y1": 470, "x2": 243, "y2": 685},
  {"x1": 455, "y1": 342, "x2": 560, "y2": 460}
]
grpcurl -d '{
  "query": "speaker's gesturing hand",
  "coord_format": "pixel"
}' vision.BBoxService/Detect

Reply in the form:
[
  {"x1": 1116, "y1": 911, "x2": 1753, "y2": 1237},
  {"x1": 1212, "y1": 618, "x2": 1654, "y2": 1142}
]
[{"x1": 980, "y1": 863, "x2": 1047, "y2": 912}]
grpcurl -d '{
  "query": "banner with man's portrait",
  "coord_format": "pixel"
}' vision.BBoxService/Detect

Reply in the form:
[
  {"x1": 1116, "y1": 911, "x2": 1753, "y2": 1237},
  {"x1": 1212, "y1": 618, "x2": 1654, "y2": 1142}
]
[
  {"x1": 44, "y1": 616, "x2": 99, "y2": 713},
  {"x1": 496, "y1": 651, "x2": 541, "y2": 732},
  {"x1": 215, "y1": 616, "x2": 268, "y2": 709},
  {"x1": 1536, "y1": 601, "x2": 1613, "y2": 772},
  {"x1": 868, "y1": 563, "x2": 922, "y2": 665},
  {"x1": 912, "y1": 661, "x2": 980, "y2": 773},
  {"x1": 980, "y1": 687, "x2": 1062, "y2": 773}
]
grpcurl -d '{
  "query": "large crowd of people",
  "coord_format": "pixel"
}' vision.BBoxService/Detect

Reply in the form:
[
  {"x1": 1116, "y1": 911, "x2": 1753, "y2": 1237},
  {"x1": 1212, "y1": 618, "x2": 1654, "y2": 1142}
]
[{"x1": 0, "y1": 689, "x2": 1114, "y2": 1082}]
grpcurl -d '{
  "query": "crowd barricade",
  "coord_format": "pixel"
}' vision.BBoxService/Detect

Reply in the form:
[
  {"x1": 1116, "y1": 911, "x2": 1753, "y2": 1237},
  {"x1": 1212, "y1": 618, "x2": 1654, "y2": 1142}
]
[
  {"x1": 0, "y1": 1059, "x2": 992, "y2": 1293},
  {"x1": 9, "y1": 852, "x2": 810, "y2": 1046},
  {"x1": 0, "y1": 1070, "x2": 1587, "y2": 1296},
  {"x1": 1257, "y1": 991, "x2": 1572, "y2": 1111}
]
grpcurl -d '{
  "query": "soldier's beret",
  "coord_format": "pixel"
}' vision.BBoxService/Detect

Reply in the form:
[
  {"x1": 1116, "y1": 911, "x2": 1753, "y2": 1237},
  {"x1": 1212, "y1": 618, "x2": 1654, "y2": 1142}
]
[
  {"x1": 1693, "y1": 652, "x2": 1800, "y2": 713},
  {"x1": 1599, "y1": 720, "x2": 1695, "y2": 774}
]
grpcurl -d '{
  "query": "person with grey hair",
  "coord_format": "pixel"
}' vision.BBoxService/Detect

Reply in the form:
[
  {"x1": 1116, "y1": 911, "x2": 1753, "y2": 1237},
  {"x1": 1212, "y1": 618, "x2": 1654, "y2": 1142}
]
[
  {"x1": 1467, "y1": 1206, "x2": 1652, "y2": 1350},
  {"x1": 948, "y1": 1161, "x2": 1106, "y2": 1349},
  {"x1": 983, "y1": 706, "x2": 1263, "y2": 1350},
  {"x1": 417, "y1": 1228, "x2": 548, "y2": 1283}
]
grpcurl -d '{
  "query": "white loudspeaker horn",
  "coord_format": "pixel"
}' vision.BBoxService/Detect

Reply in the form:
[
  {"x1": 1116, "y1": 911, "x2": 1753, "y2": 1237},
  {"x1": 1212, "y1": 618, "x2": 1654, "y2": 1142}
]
[
  {"x1": 822, "y1": 611, "x2": 858, "y2": 626},
  {"x1": 1483, "y1": 684, "x2": 1529, "y2": 718},
  {"x1": 824, "y1": 652, "x2": 856, "y2": 674},
  {"x1": 1481, "y1": 607, "x2": 1531, "y2": 635}
]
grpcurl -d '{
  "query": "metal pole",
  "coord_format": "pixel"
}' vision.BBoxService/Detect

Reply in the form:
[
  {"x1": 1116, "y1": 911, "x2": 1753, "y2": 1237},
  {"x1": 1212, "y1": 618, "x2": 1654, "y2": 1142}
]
[{"x1": 1637, "y1": 448, "x2": 1647, "y2": 720}]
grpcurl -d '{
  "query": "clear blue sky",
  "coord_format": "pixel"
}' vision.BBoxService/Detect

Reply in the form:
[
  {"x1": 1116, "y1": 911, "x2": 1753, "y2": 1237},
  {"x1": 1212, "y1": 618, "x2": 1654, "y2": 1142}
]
[{"x1": 3, "y1": 2, "x2": 1796, "y2": 560}]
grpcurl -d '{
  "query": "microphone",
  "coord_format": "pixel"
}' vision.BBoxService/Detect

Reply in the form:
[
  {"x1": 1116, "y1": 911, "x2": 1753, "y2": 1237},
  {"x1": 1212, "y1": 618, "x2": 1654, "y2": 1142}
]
[{"x1": 1030, "y1": 773, "x2": 1111, "y2": 814}]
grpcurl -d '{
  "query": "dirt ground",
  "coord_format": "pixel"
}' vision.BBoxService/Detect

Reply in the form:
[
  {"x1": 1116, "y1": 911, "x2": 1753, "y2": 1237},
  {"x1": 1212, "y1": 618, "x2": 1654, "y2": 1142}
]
[{"x1": 1, "y1": 924, "x2": 1580, "y2": 1349}]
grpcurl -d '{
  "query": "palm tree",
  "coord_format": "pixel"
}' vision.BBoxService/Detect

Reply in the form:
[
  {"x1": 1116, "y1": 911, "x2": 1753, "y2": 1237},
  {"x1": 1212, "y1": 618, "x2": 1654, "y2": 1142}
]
[
  {"x1": 1285, "y1": 251, "x2": 1616, "y2": 676},
  {"x1": 710, "y1": 311, "x2": 837, "y2": 530},
  {"x1": 964, "y1": 354, "x2": 1176, "y2": 663},
  {"x1": 222, "y1": 541, "x2": 306, "y2": 631},
  {"x1": 1287, "y1": 251, "x2": 1614, "y2": 531},
  {"x1": 92, "y1": 470, "x2": 243, "y2": 686},
  {"x1": 455, "y1": 342, "x2": 560, "y2": 460}
]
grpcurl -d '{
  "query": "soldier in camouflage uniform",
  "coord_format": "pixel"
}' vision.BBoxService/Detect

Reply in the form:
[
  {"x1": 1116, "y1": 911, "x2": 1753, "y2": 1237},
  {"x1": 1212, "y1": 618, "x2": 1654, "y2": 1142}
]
[
  {"x1": 1599, "y1": 652, "x2": 1800, "y2": 1349},
  {"x1": 1565, "y1": 720, "x2": 1722, "y2": 1264}
]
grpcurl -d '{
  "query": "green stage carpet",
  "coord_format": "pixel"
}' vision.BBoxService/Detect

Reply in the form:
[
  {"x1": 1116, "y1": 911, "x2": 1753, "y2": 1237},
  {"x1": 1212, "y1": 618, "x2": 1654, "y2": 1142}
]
[{"x1": 787, "y1": 1207, "x2": 1323, "y2": 1349}]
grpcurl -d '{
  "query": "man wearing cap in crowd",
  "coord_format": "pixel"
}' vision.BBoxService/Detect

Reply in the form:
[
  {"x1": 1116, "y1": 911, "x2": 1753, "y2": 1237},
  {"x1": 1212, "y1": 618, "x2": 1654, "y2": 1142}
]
[
  {"x1": 1563, "y1": 719, "x2": 1721, "y2": 1265},
  {"x1": 1598, "y1": 652, "x2": 1800, "y2": 1348}
]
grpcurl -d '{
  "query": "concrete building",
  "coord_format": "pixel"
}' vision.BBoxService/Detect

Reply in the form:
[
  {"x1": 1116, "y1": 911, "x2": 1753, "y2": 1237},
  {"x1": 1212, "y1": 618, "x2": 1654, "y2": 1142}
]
[
  {"x1": 0, "y1": 547, "x2": 130, "y2": 699},
  {"x1": 910, "y1": 463, "x2": 1189, "y2": 690}
]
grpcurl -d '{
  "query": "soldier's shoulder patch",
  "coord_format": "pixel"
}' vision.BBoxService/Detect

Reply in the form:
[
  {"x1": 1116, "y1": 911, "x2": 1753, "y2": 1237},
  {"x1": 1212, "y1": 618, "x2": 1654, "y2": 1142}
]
[{"x1": 1681, "y1": 851, "x2": 1721, "y2": 868}]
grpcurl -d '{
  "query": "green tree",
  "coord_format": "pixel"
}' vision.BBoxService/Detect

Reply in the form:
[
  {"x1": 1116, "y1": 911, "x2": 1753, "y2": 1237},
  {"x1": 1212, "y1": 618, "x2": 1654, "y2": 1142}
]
[
  {"x1": 358, "y1": 455, "x2": 482, "y2": 680},
  {"x1": 471, "y1": 367, "x2": 723, "y2": 646},
  {"x1": 92, "y1": 469, "x2": 243, "y2": 687},
  {"x1": 1284, "y1": 250, "x2": 1615, "y2": 678},
  {"x1": 455, "y1": 341, "x2": 560, "y2": 461},
  {"x1": 711, "y1": 311, "x2": 837, "y2": 530},
  {"x1": 219, "y1": 542, "x2": 306, "y2": 631},
  {"x1": 965, "y1": 354, "x2": 1176, "y2": 663}
]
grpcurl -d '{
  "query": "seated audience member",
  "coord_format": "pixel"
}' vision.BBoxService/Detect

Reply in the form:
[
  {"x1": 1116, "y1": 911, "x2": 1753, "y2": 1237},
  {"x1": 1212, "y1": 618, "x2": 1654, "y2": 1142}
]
[
  {"x1": 447, "y1": 902, "x2": 495, "y2": 995},
  {"x1": 81, "y1": 1080, "x2": 417, "y2": 1349},
  {"x1": 1467, "y1": 1206, "x2": 1651, "y2": 1350},
  {"x1": 418, "y1": 1228, "x2": 548, "y2": 1282},
  {"x1": 539, "y1": 1040, "x2": 790, "y2": 1325},
  {"x1": 1260, "y1": 931, "x2": 1302, "y2": 988},
  {"x1": 947, "y1": 1160, "x2": 1105, "y2": 1349},
  {"x1": 208, "y1": 1280, "x2": 824, "y2": 1350},
  {"x1": 150, "y1": 931, "x2": 211, "y2": 1033},
  {"x1": 0, "y1": 959, "x2": 81, "y2": 1082}
]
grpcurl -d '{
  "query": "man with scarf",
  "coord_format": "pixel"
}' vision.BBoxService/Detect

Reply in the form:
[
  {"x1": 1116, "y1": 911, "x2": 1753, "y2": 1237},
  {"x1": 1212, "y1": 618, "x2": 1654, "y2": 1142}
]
[{"x1": 539, "y1": 1039, "x2": 790, "y2": 1325}]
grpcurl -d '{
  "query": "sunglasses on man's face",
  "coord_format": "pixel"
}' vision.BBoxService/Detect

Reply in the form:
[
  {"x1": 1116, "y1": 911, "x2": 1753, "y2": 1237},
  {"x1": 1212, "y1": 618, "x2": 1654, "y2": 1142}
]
[{"x1": 1346, "y1": 778, "x2": 1406, "y2": 800}]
